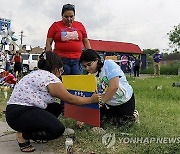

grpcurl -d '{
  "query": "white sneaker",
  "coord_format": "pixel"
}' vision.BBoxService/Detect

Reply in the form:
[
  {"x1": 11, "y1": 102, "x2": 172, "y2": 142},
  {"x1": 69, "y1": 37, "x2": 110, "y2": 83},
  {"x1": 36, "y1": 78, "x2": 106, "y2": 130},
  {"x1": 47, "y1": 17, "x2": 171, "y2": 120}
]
[{"x1": 63, "y1": 128, "x2": 75, "y2": 136}]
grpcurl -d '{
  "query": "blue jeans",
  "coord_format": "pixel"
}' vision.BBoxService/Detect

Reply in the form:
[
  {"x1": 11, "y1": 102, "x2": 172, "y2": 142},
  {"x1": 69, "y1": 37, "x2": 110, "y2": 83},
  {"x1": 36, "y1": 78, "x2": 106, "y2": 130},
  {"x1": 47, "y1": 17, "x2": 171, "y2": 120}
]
[
  {"x1": 61, "y1": 58, "x2": 82, "y2": 75},
  {"x1": 5, "y1": 62, "x2": 10, "y2": 71}
]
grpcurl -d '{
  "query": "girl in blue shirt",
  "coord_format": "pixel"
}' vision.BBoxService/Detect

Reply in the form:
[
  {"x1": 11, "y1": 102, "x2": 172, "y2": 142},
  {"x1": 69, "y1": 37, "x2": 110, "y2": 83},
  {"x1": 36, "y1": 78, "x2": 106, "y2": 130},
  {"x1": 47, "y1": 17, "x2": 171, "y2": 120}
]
[{"x1": 80, "y1": 49, "x2": 139, "y2": 126}]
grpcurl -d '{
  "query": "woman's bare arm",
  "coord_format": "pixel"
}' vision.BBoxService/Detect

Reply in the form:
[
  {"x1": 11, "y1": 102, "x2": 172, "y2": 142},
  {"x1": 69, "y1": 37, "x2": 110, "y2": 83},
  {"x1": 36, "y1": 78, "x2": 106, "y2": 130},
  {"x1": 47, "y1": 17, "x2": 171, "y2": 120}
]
[
  {"x1": 47, "y1": 82, "x2": 100, "y2": 105},
  {"x1": 83, "y1": 38, "x2": 91, "y2": 49},
  {"x1": 101, "y1": 77, "x2": 119, "y2": 102},
  {"x1": 45, "y1": 38, "x2": 53, "y2": 51}
]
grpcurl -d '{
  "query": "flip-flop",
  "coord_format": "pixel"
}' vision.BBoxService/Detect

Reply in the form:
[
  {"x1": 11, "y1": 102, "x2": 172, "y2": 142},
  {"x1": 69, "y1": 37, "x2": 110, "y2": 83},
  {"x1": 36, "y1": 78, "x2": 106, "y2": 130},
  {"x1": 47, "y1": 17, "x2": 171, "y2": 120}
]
[{"x1": 18, "y1": 140, "x2": 35, "y2": 152}]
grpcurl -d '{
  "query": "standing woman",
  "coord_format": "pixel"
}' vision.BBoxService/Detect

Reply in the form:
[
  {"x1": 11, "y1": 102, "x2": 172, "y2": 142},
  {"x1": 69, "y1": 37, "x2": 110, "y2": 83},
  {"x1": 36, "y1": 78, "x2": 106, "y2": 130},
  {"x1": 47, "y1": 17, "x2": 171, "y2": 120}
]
[
  {"x1": 46, "y1": 3, "x2": 91, "y2": 75},
  {"x1": 12, "y1": 51, "x2": 22, "y2": 77},
  {"x1": 133, "y1": 56, "x2": 142, "y2": 77},
  {"x1": 80, "y1": 49, "x2": 139, "y2": 126}
]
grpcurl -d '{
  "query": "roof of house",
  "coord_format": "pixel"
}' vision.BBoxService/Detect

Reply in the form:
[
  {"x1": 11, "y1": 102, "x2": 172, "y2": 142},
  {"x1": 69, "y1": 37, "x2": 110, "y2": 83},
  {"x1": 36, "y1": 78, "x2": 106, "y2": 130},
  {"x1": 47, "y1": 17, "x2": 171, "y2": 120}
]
[
  {"x1": 19, "y1": 46, "x2": 43, "y2": 54},
  {"x1": 31, "y1": 47, "x2": 43, "y2": 54},
  {"x1": 89, "y1": 39, "x2": 143, "y2": 54}
]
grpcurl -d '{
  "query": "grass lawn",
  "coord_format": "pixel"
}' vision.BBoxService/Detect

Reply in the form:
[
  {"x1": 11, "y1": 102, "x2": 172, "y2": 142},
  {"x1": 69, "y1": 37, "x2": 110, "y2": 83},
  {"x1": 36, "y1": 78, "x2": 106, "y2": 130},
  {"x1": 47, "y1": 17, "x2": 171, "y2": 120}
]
[{"x1": 0, "y1": 75, "x2": 180, "y2": 154}]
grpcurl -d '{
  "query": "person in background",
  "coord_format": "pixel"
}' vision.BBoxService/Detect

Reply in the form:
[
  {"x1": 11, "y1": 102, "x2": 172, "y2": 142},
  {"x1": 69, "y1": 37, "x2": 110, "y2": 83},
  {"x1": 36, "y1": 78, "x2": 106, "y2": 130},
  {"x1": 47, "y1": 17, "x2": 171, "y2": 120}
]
[
  {"x1": 128, "y1": 56, "x2": 135, "y2": 77},
  {"x1": 6, "y1": 51, "x2": 101, "y2": 152},
  {"x1": 0, "y1": 52, "x2": 5, "y2": 63},
  {"x1": 0, "y1": 68, "x2": 8, "y2": 78},
  {"x1": 133, "y1": 56, "x2": 142, "y2": 77},
  {"x1": 46, "y1": 3, "x2": 91, "y2": 75},
  {"x1": 11, "y1": 51, "x2": 22, "y2": 77},
  {"x1": 153, "y1": 50, "x2": 162, "y2": 76},
  {"x1": 0, "y1": 69, "x2": 6, "y2": 83},
  {"x1": 79, "y1": 49, "x2": 139, "y2": 127},
  {"x1": 5, "y1": 50, "x2": 11, "y2": 72},
  {"x1": 0, "y1": 69, "x2": 17, "y2": 87}
]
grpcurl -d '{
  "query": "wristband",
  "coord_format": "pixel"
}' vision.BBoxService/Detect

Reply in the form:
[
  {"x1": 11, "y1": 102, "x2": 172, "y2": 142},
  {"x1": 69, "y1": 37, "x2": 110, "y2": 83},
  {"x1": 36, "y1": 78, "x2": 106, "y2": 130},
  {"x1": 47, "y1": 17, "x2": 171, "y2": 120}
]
[{"x1": 99, "y1": 100, "x2": 110, "y2": 109}]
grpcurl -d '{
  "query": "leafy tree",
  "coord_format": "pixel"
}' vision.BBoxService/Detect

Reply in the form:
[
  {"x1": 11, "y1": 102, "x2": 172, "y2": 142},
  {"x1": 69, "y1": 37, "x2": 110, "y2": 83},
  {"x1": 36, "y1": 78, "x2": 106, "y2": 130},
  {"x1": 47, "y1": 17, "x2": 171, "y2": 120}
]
[
  {"x1": 143, "y1": 49, "x2": 159, "y2": 56},
  {"x1": 162, "y1": 53, "x2": 180, "y2": 61},
  {"x1": 143, "y1": 49, "x2": 159, "y2": 61},
  {"x1": 167, "y1": 23, "x2": 180, "y2": 52}
]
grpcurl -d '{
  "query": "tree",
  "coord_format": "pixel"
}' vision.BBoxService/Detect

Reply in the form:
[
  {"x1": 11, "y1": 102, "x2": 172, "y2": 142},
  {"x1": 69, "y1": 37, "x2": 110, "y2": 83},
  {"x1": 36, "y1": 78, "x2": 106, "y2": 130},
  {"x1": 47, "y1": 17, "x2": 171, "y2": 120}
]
[
  {"x1": 143, "y1": 49, "x2": 159, "y2": 56},
  {"x1": 167, "y1": 23, "x2": 180, "y2": 52},
  {"x1": 143, "y1": 49, "x2": 159, "y2": 61}
]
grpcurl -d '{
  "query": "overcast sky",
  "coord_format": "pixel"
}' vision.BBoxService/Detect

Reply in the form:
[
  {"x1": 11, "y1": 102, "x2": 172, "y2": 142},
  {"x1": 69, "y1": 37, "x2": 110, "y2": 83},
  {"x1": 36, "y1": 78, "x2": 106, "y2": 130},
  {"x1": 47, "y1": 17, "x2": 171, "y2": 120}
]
[{"x1": 1, "y1": 0, "x2": 180, "y2": 52}]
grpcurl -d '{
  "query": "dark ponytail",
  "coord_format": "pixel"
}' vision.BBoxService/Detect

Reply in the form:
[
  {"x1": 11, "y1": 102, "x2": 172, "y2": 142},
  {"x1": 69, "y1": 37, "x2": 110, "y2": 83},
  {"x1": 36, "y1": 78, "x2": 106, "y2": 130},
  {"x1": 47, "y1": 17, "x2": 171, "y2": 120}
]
[{"x1": 38, "y1": 51, "x2": 63, "y2": 72}]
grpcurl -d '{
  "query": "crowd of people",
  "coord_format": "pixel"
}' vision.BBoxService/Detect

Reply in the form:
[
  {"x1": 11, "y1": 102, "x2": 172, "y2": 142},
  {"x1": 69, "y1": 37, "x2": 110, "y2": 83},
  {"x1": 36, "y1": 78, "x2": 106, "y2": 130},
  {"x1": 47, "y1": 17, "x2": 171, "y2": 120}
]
[
  {"x1": 2, "y1": 3, "x2": 145, "y2": 153},
  {"x1": 0, "y1": 51, "x2": 23, "y2": 88}
]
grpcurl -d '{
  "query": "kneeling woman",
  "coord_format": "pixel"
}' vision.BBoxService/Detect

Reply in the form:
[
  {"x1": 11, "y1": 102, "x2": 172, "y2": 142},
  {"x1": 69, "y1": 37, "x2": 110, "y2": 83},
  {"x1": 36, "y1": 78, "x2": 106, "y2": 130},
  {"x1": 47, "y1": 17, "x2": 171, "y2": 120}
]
[
  {"x1": 80, "y1": 49, "x2": 139, "y2": 127},
  {"x1": 6, "y1": 51, "x2": 101, "y2": 152}
]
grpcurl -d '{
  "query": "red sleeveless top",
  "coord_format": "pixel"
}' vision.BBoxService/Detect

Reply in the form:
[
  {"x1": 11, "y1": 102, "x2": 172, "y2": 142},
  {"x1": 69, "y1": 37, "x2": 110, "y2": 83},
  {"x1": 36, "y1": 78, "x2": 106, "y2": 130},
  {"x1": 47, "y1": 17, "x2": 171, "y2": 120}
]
[{"x1": 14, "y1": 55, "x2": 21, "y2": 63}]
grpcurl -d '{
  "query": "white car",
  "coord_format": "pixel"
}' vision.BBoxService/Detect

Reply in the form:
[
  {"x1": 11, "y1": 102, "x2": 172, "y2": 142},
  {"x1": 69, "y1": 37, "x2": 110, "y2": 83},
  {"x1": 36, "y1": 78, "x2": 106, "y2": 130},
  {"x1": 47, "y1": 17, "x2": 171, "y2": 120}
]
[{"x1": 21, "y1": 53, "x2": 40, "y2": 73}]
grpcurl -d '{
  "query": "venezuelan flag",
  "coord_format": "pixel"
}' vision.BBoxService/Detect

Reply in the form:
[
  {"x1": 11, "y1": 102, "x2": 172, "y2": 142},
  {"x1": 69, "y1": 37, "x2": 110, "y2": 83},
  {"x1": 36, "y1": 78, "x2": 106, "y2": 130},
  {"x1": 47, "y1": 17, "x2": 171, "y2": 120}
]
[{"x1": 62, "y1": 75, "x2": 100, "y2": 127}]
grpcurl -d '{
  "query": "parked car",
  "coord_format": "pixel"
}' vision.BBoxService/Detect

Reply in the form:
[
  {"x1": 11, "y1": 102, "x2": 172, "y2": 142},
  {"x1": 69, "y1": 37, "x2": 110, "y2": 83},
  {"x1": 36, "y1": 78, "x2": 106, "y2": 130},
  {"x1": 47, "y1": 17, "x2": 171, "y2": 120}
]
[{"x1": 21, "y1": 53, "x2": 40, "y2": 73}]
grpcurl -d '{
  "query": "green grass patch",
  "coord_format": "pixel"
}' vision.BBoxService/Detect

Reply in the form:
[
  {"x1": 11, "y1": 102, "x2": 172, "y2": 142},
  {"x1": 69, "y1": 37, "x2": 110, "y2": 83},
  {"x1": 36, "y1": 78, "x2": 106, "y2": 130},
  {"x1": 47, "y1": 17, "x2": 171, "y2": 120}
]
[
  {"x1": 0, "y1": 75, "x2": 180, "y2": 153},
  {"x1": 0, "y1": 87, "x2": 12, "y2": 121},
  {"x1": 141, "y1": 61, "x2": 180, "y2": 75}
]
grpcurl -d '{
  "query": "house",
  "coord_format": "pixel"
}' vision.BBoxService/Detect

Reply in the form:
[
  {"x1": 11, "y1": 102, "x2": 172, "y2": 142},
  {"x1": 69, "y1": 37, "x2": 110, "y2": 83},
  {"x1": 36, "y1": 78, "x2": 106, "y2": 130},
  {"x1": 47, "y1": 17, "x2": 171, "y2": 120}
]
[
  {"x1": 89, "y1": 39, "x2": 142, "y2": 54},
  {"x1": 19, "y1": 46, "x2": 43, "y2": 54},
  {"x1": 88, "y1": 39, "x2": 146, "y2": 72},
  {"x1": 31, "y1": 46, "x2": 43, "y2": 54}
]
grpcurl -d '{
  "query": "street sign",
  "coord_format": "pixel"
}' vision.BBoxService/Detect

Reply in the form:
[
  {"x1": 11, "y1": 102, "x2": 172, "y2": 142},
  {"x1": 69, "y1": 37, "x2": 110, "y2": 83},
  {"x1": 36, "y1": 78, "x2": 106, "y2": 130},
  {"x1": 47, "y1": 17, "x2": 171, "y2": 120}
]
[{"x1": 0, "y1": 18, "x2": 11, "y2": 31}]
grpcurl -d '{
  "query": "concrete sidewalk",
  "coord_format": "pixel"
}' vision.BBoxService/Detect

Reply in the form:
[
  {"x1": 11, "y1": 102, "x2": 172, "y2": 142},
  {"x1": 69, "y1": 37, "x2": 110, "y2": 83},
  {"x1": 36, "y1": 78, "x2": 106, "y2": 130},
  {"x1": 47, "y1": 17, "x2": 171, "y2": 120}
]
[{"x1": 0, "y1": 121, "x2": 55, "y2": 154}]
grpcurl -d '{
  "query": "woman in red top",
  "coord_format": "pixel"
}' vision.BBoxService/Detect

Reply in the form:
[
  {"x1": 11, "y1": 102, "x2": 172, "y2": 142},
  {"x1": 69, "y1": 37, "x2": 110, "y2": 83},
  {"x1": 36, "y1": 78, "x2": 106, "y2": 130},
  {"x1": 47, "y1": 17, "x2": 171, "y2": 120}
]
[
  {"x1": 5, "y1": 72, "x2": 17, "y2": 84},
  {"x1": 46, "y1": 3, "x2": 91, "y2": 75},
  {"x1": 12, "y1": 51, "x2": 22, "y2": 76}
]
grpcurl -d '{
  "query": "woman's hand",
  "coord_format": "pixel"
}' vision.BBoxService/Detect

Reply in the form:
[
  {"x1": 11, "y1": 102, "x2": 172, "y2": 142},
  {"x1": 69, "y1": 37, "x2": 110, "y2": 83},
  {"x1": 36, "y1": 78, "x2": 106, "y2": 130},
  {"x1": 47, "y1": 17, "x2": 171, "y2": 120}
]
[
  {"x1": 48, "y1": 83, "x2": 102, "y2": 105},
  {"x1": 90, "y1": 92, "x2": 101, "y2": 103}
]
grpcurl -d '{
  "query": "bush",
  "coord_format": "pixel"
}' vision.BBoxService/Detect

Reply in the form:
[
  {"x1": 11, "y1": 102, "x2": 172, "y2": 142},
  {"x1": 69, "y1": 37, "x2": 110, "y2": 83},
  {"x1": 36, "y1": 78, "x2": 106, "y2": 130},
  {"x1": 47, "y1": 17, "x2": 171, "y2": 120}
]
[
  {"x1": 141, "y1": 61, "x2": 179, "y2": 75},
  {"x1": 160, "y1": 64, "x2": 179, "y2": 75}
]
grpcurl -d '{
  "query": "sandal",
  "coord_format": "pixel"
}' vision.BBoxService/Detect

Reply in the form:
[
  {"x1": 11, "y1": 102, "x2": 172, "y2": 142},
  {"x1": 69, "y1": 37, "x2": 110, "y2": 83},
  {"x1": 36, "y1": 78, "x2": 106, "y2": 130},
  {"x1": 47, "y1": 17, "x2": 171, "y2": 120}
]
[{"x1": 18, "y1": 140, "x2": 35, "y2": 152}]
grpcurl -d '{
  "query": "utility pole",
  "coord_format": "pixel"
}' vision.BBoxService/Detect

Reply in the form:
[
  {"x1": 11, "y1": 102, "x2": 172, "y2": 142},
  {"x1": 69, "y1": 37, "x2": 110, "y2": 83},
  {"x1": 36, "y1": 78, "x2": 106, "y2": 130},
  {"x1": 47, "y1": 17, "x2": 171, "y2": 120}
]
[{"x1": 19, "y1": 30, "x2": 25, "y2": 45}]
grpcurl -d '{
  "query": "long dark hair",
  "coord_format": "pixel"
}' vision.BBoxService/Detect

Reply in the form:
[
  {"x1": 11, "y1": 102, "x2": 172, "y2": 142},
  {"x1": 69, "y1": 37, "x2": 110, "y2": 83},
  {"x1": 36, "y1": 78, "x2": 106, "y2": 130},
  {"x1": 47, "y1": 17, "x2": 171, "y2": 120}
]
[
  {"x1": 80, "y1": 49, "x2": 104, "y2": 76},
  {"x1": 38, "y1": 51, "x2": 63, "y2": 73}
]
